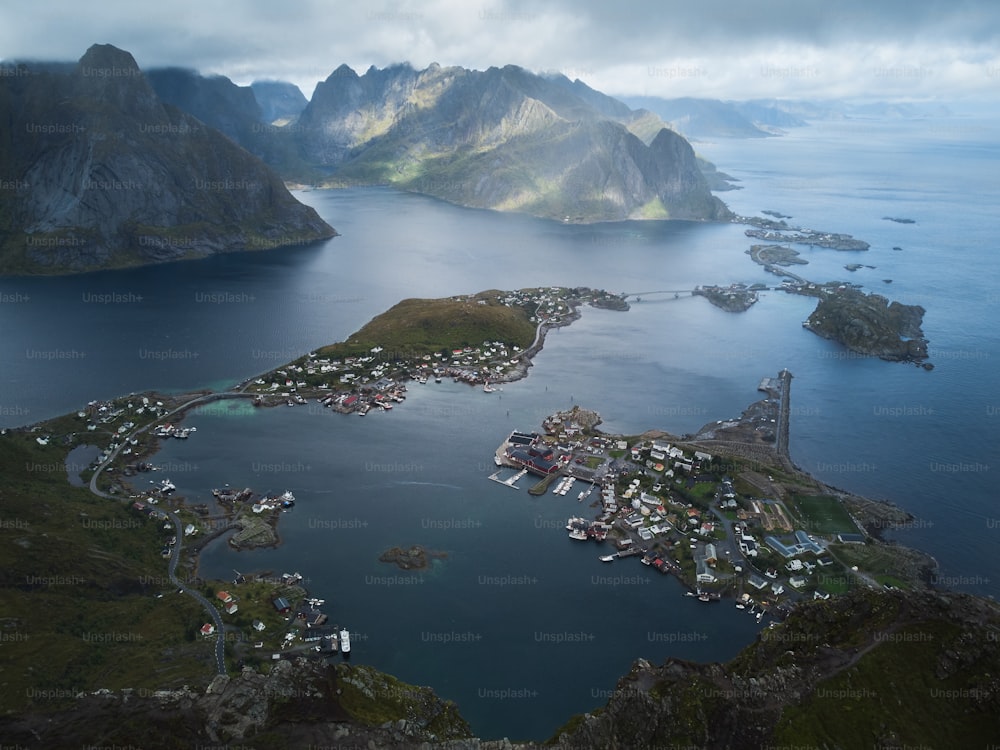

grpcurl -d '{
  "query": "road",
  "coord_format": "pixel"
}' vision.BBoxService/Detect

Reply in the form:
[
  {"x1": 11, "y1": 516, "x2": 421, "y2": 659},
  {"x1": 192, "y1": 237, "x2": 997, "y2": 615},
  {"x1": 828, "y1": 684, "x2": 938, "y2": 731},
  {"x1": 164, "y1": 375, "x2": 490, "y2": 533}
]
[
  {"x1": 87, "y1": 389, "x2": 257, "y2": 677},
  {"x1": 168, "y1": 510, "x2": 227, "y2": 675}
]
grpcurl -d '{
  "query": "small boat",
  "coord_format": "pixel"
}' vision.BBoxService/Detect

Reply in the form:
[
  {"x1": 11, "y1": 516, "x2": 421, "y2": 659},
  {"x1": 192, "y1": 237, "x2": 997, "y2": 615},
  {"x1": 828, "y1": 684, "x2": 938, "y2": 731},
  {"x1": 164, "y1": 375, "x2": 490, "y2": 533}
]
[
  {"x1": 483, "y1": 383, "x2": 496, "y2": 393},
  {"x1": 568, "y1": 529, "x2": 589, "y2": 541},
  {"x1": 339, "y1": 628, "x2": 351, "y2": 654},
  {"x1": 599, "y1": 554, "x2": 616, "y2": 562}
]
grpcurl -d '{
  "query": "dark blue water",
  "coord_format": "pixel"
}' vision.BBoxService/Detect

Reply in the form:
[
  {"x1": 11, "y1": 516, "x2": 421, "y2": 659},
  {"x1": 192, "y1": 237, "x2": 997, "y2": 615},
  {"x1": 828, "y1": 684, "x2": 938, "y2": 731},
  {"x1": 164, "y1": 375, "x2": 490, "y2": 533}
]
[{"x1": 1, "y1": 116, "x2": 998, "y2": 739}]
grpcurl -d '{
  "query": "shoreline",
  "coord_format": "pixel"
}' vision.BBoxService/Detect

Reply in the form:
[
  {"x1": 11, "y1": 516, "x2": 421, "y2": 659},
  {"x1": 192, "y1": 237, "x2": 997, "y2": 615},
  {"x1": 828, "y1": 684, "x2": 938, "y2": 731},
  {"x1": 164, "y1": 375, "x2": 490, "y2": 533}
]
[{"x1": 15, "y1": 297, "x2": 940, "y2": 599}]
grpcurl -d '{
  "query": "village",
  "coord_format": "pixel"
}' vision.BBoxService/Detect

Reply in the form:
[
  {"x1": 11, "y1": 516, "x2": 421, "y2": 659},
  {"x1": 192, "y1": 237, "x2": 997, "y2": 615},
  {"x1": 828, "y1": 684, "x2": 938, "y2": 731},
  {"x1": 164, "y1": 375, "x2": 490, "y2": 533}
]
[
  {"x1": 242, "y1": 286, "x2": 629, "y2": 416},
  {"x1": 491, "y1": 388, "x2": 877, "y2": 624}
]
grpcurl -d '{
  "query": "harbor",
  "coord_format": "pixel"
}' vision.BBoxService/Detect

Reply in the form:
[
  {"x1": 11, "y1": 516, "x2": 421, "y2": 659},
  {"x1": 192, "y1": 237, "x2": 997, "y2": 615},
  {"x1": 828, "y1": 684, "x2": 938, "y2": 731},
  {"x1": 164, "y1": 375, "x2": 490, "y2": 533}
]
[{"x1": 483, "y1": 373, "x2": 893, "y2": 623}]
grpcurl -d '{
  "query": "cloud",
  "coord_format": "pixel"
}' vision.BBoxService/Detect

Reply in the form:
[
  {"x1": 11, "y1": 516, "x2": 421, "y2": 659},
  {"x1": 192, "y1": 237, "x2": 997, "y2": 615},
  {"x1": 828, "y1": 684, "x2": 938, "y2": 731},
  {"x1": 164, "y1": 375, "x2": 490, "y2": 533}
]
[{"x1": 1, "y1": 0, "x2": 998, "y2": 102}]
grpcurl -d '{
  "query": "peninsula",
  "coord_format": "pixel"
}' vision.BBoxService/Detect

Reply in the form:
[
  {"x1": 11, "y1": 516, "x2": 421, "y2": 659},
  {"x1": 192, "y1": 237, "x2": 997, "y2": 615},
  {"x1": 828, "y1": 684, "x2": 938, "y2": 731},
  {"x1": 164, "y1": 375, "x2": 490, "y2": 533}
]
[{"x1": 242, "y1": 286, "x2": 629, "y2": 414}]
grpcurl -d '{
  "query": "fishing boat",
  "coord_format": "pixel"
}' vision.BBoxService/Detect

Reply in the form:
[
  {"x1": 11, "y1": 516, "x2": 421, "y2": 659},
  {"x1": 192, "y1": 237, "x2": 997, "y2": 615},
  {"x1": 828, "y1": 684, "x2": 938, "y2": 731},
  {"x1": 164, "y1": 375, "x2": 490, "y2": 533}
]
[{"x1": 339, "y1": 628, "x2": 351, "y2": 654}]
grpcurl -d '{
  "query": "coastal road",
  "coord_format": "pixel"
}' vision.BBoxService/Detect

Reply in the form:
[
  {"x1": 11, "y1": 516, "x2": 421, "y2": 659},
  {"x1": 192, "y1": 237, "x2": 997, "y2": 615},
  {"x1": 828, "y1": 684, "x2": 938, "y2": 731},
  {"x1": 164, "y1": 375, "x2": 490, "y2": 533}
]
[
  {"x1": 86, "y1": 389, "x2": 256, "y2": 677},
  {"x1": 168, "y1": 510, "x2": 227, "y2": 675}
]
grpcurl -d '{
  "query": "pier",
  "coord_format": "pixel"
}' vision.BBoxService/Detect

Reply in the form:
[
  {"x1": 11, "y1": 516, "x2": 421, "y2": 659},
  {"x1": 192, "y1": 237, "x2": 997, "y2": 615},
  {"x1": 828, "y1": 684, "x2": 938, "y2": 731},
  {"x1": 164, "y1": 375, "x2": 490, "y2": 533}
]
[{"x1": 489, "y1": 468, "x2": 527, "y2": 490}]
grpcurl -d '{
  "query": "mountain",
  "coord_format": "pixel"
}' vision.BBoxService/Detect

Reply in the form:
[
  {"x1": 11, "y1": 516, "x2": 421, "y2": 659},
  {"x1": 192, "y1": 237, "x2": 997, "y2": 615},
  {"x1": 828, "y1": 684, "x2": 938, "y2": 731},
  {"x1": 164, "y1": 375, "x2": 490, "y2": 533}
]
[
  {"x1": 292, "y1": 63, "x2": 730, "y2": 222},
  {"x1": 251, "y1": 80, "x2": 309, "y2": 123},
  {"x1": 146, "y1": 67, "x2": 264, "y2": 145},
  {"x1": 548, "y1": 588, "x2": 1000, "y2": 748},
  {"x1": 622, "y1": 96, "x2": 809, "y2": 139},
  {"x1": 0, "y1": 45, "x2": 335, "y2": 274},
  {"x1": 146, "y1": 66, "x2": 313, "y2": 176}
]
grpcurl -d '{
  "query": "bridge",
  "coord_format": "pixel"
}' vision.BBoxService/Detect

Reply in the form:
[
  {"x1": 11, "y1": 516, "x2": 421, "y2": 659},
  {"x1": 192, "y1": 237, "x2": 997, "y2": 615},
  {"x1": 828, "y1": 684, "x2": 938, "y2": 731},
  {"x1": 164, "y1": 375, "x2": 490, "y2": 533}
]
[
  {"x1": 622, "y1": 286, "x2": 786, "y2": 301},
  {"x1": 620, "y1": 289, "x2": 699, "y2": 300}
]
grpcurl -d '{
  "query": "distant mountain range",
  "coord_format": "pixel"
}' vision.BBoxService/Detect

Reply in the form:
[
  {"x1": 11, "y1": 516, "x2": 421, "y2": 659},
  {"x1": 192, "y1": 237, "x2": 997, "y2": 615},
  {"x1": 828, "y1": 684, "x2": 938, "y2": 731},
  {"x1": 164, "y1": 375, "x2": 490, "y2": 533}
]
[
  {"x1": 9, "y1": 44, "x2": 949, "y2": 274},
  {"x1": 149, "y1": 62, "x2": 731, "y2": 224},
  {"x1": 0, "y1": 45, "x2": 335, "y2": 274},
  {"x1": 621, "y1": 96, "x2": 954, "y2": 140}
]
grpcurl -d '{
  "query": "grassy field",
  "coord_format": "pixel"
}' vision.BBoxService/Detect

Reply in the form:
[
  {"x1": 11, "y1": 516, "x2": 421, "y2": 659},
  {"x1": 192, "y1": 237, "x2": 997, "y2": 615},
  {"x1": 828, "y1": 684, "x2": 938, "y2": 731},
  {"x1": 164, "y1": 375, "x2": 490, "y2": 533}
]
[
  {"x1": 788, "y1": 494, "x2": 860, "y2": 535},
  {"x1": 316, "y1": 291, "x2": 537, "y2": 361},
  {"x1": 774, "y1": 619, "x2": 995, "y2": 746},
  {"x1": 0, "y1": 428, "x2": 213, "y2": 713}
]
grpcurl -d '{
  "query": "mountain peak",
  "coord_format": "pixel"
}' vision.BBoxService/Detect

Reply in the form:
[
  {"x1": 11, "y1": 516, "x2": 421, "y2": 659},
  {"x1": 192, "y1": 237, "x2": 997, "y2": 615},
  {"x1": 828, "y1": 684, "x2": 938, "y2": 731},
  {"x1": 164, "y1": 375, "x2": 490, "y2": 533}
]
[
  {"x1": 327, "y1": 63, "x2": 358, "y2": 81},
  {"x1": 76, "y1": 43, "x2": 141, "y2": 76}
]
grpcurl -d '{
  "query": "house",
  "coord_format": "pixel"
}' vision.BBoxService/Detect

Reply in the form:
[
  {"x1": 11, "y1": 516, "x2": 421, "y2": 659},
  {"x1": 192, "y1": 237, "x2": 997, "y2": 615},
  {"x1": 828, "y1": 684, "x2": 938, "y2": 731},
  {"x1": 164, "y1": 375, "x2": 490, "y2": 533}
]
[
  {"x1": 216, "y1": 591, "x2": 233, "y2": 603},
  {"x1": 272, "y1": 597, "x2": 291, "y2": 613},
  {"x1": 696, "y1": 557, "x2": 717, "y2": 583},
  {"x1": 704, "y1": 543, "x2": 717, "y2": 565},
  {"x1": 789, "y1": 576, "x2": 807, "y2": 588},
  {"x1": 837, "y1": 532, "x2": 865, "y2": 544},
  {"x1": 200, "y1": 623, "x2": 215, "y2": 636},
  {"x1": 225, "y1": 603, "x2": 239, "y2": 615},
  {"x1": 748, "y1": 575, "x2": 769, "y2": 590},
  {"x1": 252, "y1": 619, "x2": 266, "y2": 632}
]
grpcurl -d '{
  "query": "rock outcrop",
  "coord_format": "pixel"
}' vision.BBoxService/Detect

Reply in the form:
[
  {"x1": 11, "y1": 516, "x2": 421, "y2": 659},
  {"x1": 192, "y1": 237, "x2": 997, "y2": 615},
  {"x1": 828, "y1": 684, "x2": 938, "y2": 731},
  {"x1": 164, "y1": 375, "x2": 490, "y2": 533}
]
[{"x1": 805, "y1": 288, "x2": 930, "y2": 364}]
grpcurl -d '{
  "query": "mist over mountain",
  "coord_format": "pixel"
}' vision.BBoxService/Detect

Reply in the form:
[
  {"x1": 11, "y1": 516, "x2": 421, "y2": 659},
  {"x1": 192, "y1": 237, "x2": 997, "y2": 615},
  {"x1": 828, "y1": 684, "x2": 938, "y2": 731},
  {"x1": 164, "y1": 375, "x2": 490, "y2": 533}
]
[
  {"x1": 621, "y1": 96, "x2": 807, "y2": 139},
  {"x1": 250, "y1": 80, "x2": 309, "y2": 123},
  {"x1": 0, "y1": 45, "x2": 334, "y2": 274}
]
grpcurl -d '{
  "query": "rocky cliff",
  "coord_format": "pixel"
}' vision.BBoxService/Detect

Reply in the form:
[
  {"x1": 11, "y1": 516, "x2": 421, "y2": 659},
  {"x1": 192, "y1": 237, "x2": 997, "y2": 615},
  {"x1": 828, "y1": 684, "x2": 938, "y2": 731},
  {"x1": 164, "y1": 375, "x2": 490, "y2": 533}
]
[
  {"x1": 0, "y1": 45, "x2": 335, "y2": 274},
  {"x1": 547, "y1": 588, "x2": 1000, "y2": 749},
  {"x1": 293, "y1": 63, "x2": 731, "y2": 222}
]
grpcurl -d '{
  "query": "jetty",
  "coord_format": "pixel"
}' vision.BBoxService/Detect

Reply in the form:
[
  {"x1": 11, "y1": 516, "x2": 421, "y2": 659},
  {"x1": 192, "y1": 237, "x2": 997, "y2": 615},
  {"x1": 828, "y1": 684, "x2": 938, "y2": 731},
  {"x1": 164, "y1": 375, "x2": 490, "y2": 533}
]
[{"x1": 489, "y1": 468, "x2": 527, "y2": 490}]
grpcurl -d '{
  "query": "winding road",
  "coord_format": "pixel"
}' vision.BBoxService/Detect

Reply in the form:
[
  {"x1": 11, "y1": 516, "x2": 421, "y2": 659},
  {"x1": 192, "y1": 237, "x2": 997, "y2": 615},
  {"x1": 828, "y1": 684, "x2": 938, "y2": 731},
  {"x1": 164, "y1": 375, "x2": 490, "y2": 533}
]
[{"x1": 87, "y1": 390, "x2": 257, "y2": 677}]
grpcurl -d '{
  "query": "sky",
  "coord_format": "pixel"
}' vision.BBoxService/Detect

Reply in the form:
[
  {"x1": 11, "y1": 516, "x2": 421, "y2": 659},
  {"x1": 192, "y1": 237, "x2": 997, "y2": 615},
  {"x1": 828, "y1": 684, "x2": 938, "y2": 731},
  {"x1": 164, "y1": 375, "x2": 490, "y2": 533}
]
[{"x1": 2, "y1": 0, "x2": 999, "y2": 104}]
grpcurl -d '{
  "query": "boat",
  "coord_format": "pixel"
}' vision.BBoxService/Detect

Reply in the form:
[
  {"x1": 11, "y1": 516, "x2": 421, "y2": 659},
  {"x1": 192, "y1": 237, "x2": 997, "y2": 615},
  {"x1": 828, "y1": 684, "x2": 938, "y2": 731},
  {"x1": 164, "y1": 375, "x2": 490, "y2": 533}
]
[
  {"x1": 599, "y1": 554, "x2": 616, "y2": 562},
  {"x1": 756, "y1": 611, "x2": 764, "y2": 622},
  {"x1": 339, "y1": 628, "x2": 351, "y2": 654},
  {"x1": 483, "y1": 382, "x2": 495, "y2": 393},
  {"x1": 568, "y1": 529, "x2": 589, "y2": 540},
  {"x1": 159, "y1": 479, "x2": 176, "y2": 493}
]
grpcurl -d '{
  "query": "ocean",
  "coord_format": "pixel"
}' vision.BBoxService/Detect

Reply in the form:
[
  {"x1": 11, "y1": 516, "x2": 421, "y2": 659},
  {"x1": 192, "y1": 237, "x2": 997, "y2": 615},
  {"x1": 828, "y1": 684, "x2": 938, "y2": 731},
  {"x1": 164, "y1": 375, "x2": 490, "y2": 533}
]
[{"x1": 1, "y1": 115, "x2": 997, "y2": 739}]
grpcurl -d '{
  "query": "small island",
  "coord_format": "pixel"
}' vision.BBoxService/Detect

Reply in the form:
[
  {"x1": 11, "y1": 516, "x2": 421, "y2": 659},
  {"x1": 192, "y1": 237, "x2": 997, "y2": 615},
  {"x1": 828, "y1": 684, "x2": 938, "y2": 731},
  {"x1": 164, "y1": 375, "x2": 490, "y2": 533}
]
[
  {"x1": 745, "y1": 227, "x2": 870, "y2": 251},
  {"x1": 804, "y1": 288, "x2": 931, "y2": 366},
  {"x1": 379, "y1": 545, "x2": 448, "y2": 571}
]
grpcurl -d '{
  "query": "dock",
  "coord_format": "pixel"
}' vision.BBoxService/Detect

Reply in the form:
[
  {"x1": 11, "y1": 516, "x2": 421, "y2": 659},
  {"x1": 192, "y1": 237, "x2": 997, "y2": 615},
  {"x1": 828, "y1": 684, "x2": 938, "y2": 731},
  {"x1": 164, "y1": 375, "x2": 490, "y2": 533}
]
[{"x1": 489, "y1": 468, "x2": 527, "y2": 490}]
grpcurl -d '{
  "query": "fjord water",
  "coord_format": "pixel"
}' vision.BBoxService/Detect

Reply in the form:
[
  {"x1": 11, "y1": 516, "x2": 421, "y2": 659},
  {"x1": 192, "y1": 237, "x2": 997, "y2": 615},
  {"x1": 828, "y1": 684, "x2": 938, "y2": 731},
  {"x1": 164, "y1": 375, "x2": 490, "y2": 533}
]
[{"x1": 2, "y1": 116, "x2": 999, "y2": 739}]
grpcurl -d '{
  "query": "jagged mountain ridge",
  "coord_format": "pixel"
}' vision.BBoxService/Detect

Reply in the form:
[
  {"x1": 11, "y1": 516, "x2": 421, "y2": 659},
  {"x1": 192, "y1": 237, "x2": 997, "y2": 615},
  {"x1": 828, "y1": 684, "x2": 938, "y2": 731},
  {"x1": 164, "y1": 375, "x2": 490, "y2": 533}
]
[
  {"x1": 0, "y1": 44, "x2": 335, "y2": 274},
  {"x1": 292, "y1": 62, "x2": 729, "y2": 221}
]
